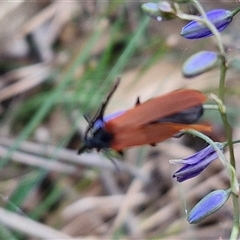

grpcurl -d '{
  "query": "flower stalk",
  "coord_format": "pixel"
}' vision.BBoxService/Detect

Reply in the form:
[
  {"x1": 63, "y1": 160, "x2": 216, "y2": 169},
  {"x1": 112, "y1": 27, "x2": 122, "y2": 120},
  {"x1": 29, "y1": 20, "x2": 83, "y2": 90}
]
[
  {"x1": 189, "y1": 1, "x2": 239, "y2": 236},
  {"x1": 142, "y1": 0, "x2": 240, "y2": 237},
  {"x1": 218, "y1": 52, "x2": 240, "y2": 240}
]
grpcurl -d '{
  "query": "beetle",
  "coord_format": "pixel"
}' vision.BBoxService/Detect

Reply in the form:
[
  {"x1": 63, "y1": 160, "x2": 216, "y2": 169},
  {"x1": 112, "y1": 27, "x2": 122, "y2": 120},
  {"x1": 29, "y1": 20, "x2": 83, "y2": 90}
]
[{"x1": 78, "y1": 78, "x2": 211, "y2": 154}]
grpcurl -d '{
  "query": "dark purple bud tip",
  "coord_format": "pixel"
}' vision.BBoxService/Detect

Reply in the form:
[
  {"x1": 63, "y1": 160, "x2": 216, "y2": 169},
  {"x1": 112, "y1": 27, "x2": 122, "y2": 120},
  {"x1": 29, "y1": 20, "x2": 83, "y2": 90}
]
[
  {"x1": 188, "y1": 189, "x2": 231, "y2": 224},
  {"x1": 181, "y1": 9, "x2": 233, "y2": 39},
  {"x1": 182, "y1": 51, "x2": 219, "y2": 78}
]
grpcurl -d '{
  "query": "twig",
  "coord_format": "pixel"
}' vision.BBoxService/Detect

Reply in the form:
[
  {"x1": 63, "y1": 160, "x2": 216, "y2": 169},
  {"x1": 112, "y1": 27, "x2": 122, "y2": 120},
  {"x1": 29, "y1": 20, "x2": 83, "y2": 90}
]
[
  {"x1": 0, "y1": 137, "x2": 149, "y2": 181},
  {"x1": 0, "y1": 207, "x2": 72, "y2": 239},
  {"x1": 0, "y1": 145, "x2": 78, "y2": 175}
]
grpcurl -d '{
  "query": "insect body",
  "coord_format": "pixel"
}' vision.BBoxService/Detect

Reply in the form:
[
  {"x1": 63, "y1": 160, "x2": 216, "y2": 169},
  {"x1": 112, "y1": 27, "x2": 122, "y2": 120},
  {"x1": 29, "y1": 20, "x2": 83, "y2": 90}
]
[{"x1": 78, "y1": 80, "x2": 210, "y2": 153}]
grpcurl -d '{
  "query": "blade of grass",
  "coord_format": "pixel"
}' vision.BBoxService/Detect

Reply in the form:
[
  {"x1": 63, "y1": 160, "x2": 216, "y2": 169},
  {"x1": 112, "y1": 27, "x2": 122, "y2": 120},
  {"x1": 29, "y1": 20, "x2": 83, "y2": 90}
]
[
  {"x1": 1, "y1": 27, "x2": 104, "y2": 214},
  {"x1": 0, "y1": 223, "x2": 18, "y2": 240},
  {"x1": 5, "y1": 171, "x2": 45, "y2": 211},
  {"x1": 0, "y1": 27, "x2": 103, "y2": 169},
  {"x1": 28, "y1": 183, "x2": 63, "y2": 220},
  {"x1": 0, "y1": 207, "x2": 71, "y2": 239},
  {"x1": 3, "y1": 15, "x2": 150, "y2": 220},
  {"x1": 83, "y1": 16, "x2": 150, "y2": 110}
]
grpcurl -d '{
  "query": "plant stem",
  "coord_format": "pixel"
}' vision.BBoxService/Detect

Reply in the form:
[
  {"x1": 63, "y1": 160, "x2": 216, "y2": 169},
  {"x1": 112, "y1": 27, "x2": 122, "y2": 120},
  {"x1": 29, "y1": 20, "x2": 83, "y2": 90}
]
[
  {"x1": 218, "y1": 58, "x2": 240, "y2": 239},
  {"x1": 218, "y1": 57, "x2": 236, "y2": 167},
  {"x1": 188, "y1": 1, "x2": 239, "y2": 237},
  {"x1": 231, "y1": 139, "x2": 240, "y2": 145},
  {"x1": 232, "y1": 7, "x2": 240, "y2": 17},
  {"x1": 176, "y1": 0, "x2": 240, "y2": 237}
]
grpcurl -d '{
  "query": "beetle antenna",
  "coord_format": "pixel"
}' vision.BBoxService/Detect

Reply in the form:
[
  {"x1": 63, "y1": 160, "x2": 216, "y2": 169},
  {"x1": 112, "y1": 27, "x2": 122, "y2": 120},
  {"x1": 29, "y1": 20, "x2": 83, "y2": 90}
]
[
  {"x1": 95, "y1": 76, "x2": 121, "y2": 120},
  {"x1": 78, "y1": 144, "x2": 88, "y2": 154},
  {"x1": 84, "y1": 77, "x2": 121, "y2": 136}
]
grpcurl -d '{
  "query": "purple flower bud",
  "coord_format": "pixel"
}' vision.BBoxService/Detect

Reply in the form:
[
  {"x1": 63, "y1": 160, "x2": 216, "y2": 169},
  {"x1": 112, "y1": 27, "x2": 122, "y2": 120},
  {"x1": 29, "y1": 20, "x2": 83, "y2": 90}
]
[
  {"x1": 182, "y1": 51, "x2": 219, "y2": 78},
  {"x1": 188, "y1": 189, "x2": 231, "y2": 224},
  {"x1": 181, "y1": 9, "x2": 233, "y2": 39},
  {"x1": 170, "y1": 142, "x2": 224, "y2": 182}
]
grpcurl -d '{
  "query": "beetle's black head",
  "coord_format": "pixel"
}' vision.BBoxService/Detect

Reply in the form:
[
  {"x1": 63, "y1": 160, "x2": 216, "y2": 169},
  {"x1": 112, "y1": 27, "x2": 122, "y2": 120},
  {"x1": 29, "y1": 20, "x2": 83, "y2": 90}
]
[
  {"x1": 78, "y1": 127, "x2": 114, "y2": 154},
  {"x1": 78, "y1": 78, "x2": 121, "y2": 154}
]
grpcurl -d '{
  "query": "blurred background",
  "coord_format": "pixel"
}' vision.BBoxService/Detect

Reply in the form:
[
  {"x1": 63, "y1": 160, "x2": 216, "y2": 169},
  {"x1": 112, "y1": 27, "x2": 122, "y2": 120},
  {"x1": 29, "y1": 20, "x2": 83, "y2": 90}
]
[{"x1": 0, "y1": 1, "x2": 240, "y2": 239}]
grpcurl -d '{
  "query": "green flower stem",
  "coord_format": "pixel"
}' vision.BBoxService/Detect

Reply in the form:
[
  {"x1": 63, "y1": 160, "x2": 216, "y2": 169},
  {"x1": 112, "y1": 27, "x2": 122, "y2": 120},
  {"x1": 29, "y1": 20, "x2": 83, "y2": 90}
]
[
  {"x1": 210, "y1": 51, "x2": 239, "y2": 238},
  {"x1": 218, "y1": 59, "x2": 240, "y2": 239},
  {"x1": 186, "y1": 1, "x2": 239, "y2": 237},
  {"x1": 203, "y1": 104, "x2": 219, "y2": 110},
  {"x1": 231, "y1": 224, "x2": 240, "y2": 240},
  {"x1": 232, "y1": 7, "x2": 240, "y2": 17},
  {"x1": 220, "y1": 108, "x2": 236, "y2": 169},
  {"x1": 175, "y1": 7, "x2": 206, "y2": 25},
  {"x1": 174, "y1": 1, "x2": 240, "y2": 236},
  {"x1": 218, "y1": 54, "x2": 228, "y2": 100},
  {"x1": 208, "y1": 94, "x2": 235, "y2": 169},
  {"x1": 231, "y1": 139, "x2": 240, "y2": 145}
]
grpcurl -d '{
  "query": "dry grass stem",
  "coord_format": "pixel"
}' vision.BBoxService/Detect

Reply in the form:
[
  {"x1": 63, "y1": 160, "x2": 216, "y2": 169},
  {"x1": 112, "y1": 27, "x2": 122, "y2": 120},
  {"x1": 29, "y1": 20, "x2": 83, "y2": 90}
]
[
  {"x1": 0, "y1": 207, "x2": 72, "y2": 239},
  {"x1": 0, "y1": 63, "x2": 51, "y2": 102},
  {"x1": 0, "y1": 137, "x2": 148, "y2": 180},
  {"x1": 0, "y1": 145, "x2": 78, "y2": 174}
]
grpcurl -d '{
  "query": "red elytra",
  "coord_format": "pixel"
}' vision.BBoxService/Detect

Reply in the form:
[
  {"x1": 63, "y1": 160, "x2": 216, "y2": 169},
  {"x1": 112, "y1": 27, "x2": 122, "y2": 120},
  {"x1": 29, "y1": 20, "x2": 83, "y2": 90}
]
[{"x1": 78, "y1": 80, "x2": 211, "y2": 153}]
